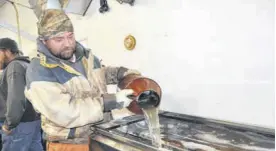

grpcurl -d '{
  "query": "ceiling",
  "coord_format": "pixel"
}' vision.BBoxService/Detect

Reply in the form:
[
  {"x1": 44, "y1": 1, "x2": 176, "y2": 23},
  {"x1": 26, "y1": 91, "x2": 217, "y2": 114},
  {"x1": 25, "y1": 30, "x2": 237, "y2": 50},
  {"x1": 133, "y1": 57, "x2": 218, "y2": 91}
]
[
  {"x1": 0, "y1": 0, "x2": 93, "y2": 17},
  {"x1": 0, "y1": 0, "x2": 6, "y2": 8},
  {"x1": 28, "y1": 0, "x2": 93, "y2": 17},
  {"x1": 64, "y1": 0, "x2": 92, "y2": 15}
]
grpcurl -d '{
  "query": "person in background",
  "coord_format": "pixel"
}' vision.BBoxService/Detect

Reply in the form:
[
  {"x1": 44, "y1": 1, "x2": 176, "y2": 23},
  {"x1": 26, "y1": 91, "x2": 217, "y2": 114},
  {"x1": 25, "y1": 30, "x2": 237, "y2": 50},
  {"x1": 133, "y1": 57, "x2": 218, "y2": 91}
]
[
  {"x1": 24, "y1": 9, "x2": 140, "y2": 151},
  {"x1": 0, "y1": 69, "x2": 2, "y2": 150},
  {"x1": 0, "y1": 38, "x2": 43, "y2": 151}
]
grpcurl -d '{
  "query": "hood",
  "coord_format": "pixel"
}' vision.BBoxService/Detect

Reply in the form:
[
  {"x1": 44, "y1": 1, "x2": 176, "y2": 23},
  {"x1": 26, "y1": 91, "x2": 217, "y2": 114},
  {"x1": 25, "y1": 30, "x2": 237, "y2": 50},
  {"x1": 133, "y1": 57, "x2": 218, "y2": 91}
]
[
  {"x1": 37, "y1": 39, "x2": 89, "y2": 65},
  {"x1": 13, "y1": 56, "x2": 30, "y2": 63},
  {"x1": 3, "y1": 56, "x2": 30, "y2": 69}
]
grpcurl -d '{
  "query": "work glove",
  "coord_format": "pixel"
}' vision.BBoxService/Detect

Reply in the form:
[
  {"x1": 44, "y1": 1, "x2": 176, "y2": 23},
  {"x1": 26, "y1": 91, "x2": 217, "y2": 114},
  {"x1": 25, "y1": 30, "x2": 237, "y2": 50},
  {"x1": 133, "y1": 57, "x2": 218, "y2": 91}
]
[{"x1": 116, "y1": 89, "x2": 134, "y2": 108}]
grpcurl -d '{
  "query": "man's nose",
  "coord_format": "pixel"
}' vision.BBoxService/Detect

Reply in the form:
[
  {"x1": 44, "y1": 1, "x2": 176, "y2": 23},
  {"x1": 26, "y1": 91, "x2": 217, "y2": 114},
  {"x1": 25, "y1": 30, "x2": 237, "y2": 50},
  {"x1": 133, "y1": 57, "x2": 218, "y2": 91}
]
[{"x1": 64, "y1": 38, "x2": 72, "y2": 47}]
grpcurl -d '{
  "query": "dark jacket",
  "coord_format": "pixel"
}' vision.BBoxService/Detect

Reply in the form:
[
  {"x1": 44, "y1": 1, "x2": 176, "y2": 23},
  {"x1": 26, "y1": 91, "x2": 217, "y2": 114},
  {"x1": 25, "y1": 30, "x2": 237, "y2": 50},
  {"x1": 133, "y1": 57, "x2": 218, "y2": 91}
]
[{"x1": 0, "y1": 56, "x2": 39, "y2": 130}]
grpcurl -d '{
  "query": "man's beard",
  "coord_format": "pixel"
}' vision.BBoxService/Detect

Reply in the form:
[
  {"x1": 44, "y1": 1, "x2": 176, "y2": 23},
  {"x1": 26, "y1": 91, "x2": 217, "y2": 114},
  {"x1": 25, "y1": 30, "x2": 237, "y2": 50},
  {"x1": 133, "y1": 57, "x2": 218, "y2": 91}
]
[
  {"x1": 2, "y1": 62, "x2": 8, "y2": 69},
  {"x1": 50, "y1": 48, "x2": 76, "y2": 60},
  {"x1": 2, "y1": 56, "x2": 10, "y2": 69}
]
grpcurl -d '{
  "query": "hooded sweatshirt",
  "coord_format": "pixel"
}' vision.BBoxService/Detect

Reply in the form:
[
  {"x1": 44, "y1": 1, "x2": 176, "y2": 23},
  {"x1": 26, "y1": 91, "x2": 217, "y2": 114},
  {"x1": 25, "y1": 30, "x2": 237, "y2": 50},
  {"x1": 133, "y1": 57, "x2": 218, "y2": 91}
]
[{"x1": 0, "y1": 56, "x2": 39, "y2": 130}]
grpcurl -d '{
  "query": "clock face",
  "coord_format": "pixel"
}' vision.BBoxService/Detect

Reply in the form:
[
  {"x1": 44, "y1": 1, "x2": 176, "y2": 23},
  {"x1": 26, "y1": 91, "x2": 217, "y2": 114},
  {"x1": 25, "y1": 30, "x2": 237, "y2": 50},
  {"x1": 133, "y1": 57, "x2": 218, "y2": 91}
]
[{"x1": 124, "y1": 35, "x2": 136, "y2": 50}]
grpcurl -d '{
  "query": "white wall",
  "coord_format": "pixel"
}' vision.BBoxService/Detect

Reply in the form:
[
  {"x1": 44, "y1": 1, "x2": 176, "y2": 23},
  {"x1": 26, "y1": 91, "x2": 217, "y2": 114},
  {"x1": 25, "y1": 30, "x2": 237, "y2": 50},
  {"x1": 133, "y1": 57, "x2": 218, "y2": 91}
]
[
  {"x1": 0, "y1": 0, "x2": 37, "y2": 57},
  {"x1": 0, "y1": 0, "x2": 274, "y2": 128}
]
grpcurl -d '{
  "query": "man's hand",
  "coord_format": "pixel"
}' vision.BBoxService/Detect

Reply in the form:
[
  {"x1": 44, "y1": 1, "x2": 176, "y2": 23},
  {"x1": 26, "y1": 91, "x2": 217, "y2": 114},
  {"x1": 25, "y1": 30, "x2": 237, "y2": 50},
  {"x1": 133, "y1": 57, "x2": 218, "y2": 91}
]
[
  {"x1": 116, "y1": 89, "x2": 135, "y2": 108},
  {"x1": 2, "y1": 125, "x2": 12, "y2": 135}
]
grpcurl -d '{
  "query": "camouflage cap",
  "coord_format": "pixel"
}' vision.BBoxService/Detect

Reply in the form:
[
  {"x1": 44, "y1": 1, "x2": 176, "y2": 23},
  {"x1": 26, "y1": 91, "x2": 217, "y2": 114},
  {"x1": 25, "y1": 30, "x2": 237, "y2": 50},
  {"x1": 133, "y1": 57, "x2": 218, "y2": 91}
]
[{"x1": 37, "y1": 9, "x2": 74, "y2": 39}]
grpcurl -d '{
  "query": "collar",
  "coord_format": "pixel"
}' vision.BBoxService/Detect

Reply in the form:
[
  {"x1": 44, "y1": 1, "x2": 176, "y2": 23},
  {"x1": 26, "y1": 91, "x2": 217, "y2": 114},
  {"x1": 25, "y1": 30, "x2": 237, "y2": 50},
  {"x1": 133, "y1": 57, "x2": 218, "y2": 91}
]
[{"x1": 69, "y1": 54, "x2": 76, "y2": 63}]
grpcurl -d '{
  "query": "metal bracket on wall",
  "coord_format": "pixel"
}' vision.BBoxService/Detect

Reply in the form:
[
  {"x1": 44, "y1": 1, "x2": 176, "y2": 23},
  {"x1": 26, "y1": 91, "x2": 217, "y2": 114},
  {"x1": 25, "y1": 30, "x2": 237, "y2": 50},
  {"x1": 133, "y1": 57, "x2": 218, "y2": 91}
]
[
  {"x1": 116, "y1": 0, "x2": 135, "y2": 6},
  {"x1": 99, "y1": 0, "x2": 135, "y2": 14},
  {"x1": 99, "y1": 0, "x2": 109, "y2": 13}
]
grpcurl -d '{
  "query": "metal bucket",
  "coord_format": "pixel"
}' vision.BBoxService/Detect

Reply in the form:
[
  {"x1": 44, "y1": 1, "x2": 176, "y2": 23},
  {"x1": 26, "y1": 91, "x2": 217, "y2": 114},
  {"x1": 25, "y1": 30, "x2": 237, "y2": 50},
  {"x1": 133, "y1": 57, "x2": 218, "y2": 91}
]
[{"x1": 118, "y1": 74, "x2": 162, "y2": 114}]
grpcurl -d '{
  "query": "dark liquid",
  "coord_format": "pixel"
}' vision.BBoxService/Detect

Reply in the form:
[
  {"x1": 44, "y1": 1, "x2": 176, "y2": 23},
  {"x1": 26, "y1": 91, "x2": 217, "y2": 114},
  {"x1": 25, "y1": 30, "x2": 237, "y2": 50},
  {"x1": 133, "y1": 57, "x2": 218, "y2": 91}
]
[
  {"x1": 137, "y1": 90, "x2": 160, "y2": 109},
  {"x1": 118, "y1": 74, "x2": 162, "y2": 114}
]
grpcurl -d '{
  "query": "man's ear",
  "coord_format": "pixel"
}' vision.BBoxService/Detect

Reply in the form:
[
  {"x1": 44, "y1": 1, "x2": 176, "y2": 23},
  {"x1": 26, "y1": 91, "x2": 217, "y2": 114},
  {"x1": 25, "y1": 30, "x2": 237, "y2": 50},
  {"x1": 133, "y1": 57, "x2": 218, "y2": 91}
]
[
  {"x1": 39, "y1": 38, "x2": 47, "y2": 45},
  {"x1": 42, "y1": 40, "x2": 47, "y2": 45}
]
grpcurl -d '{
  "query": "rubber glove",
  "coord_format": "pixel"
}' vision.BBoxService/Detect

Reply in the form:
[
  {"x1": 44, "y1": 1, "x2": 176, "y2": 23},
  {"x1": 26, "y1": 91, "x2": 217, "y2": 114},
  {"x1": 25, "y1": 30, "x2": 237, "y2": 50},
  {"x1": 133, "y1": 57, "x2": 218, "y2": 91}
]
[{"x1": 116, "y1": 89, "x2": 134, "y2": 108}]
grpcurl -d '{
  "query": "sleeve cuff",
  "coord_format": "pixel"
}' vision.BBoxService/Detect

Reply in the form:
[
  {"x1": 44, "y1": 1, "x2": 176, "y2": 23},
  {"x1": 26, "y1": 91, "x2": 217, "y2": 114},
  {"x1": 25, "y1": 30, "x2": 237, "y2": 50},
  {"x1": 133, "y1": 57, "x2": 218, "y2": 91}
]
[
  {"x1": 117, "y1": 67, "x2": 128, "y2": 82},
  {"x1": 117, "y1": 67, "x2": 141, "y2": 82},
  {"x1": 102, "y1": 94, "x2": 120, "y2": 112}
]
